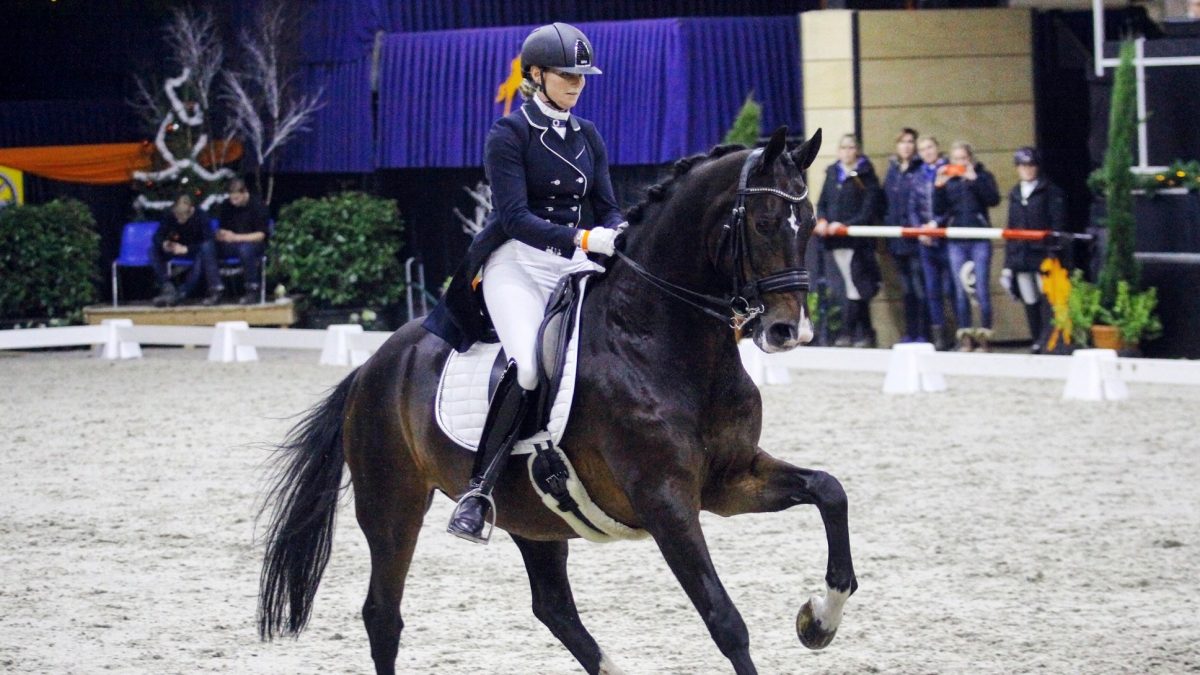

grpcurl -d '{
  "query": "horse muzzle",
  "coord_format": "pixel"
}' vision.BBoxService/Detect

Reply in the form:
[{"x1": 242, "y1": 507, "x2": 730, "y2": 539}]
[{"x1": 755, "y1": 309, "x2": 813, "y2": 353}]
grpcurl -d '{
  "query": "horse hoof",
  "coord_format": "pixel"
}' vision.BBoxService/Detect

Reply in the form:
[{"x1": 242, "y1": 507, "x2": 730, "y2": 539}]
[{"x1": 796, "y1": 598, "x2": 838, "y2": 650}]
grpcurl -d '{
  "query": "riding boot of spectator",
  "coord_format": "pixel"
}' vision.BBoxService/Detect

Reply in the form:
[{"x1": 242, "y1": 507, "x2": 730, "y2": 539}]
[
  {"x1": 851, "y1": 300, "x2": 876, "y2": 348},
  {"x1": 836, "y1": 301, "x2": 859, "y2": 347},
  {"x1": 1024, "y1": 302, "x2": 1044, "y2": 353},
  {"x1": 152, "y1": 284, "x2": 178, "y2": 308}
]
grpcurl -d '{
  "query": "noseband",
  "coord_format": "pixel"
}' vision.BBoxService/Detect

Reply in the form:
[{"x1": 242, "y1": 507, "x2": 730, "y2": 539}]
[{"x1": 614, "y1": 148, "x2": 811, "y2": 331}]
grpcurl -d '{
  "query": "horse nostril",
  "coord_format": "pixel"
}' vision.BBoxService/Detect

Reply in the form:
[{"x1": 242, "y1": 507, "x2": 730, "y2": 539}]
[{"x1": 769, "y1": 322, "x2": 798, "y2": 344}]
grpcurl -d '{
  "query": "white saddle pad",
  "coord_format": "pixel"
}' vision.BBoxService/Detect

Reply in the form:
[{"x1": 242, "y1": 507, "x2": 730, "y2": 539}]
[{"x1": 435, "y1": 278, "x2": 587, "y2": 456}]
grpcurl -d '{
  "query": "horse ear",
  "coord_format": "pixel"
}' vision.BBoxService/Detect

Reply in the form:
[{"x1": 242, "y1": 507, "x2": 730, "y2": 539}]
[
  {"x1": 758, "y1": 125, "x2": 788, "y2": 173},
  {"x1": 790, "y1": 128, "x2": 822, "y2": 171}
]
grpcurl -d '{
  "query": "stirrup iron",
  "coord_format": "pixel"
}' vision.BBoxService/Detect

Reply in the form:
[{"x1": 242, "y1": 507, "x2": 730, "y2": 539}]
[{"x1": 446, "y1": 488, "x2": 498, "y2": 545}]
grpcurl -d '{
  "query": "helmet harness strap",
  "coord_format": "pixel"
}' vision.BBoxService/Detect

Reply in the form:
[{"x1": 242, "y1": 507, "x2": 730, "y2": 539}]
[{"x1": 537, "y1": 71, "x2": 569, "y2": 113}]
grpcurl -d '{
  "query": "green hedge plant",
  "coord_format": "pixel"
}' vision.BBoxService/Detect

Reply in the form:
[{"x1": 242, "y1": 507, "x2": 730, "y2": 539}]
[
  {"x1": 1099, "y1": 280, "x2": 1162, "y2": 345},
  {"x1": 0, "y1": 199, "x2": 99, "y2": 323},
  {"x1": 270, "y1": 192, "x2": 406, "y2": 310},
  {"x1": 1053, "y1": 270, "x2": 1103, "y2": 348}
]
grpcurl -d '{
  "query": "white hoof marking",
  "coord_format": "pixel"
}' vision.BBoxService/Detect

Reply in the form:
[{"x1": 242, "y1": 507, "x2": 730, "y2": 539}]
[
  {"x1": 598, "y1": 651, "x2": 626, "y2": 675},
  {"x1": 810, "y1": 585, "x2": 851, "y2": 631}
]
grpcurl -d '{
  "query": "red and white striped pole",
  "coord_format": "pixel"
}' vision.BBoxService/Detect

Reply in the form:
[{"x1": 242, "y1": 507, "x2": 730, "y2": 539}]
[{"x1": 821, "y1": 225, "x2": 1063, "y2": 241}]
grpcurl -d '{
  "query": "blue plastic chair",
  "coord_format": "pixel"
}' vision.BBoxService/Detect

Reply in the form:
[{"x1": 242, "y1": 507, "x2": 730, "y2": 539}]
[
  {"x1": 167, "y1": 219, "x2": 271, "y2": 303},
  {"x1": 111, "y1": 221, "x2": 159, "y2": 307}
]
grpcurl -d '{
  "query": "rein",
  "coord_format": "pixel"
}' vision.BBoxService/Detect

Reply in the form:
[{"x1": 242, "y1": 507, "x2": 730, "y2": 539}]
[{"x1": 613, "y1": 148, "x2": 811, "y2": 331}]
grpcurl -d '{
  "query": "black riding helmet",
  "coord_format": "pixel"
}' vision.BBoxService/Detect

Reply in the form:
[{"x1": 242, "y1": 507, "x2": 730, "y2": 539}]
[{"x1": 521, "y1": 22, "x2": 602, "y2": 77}]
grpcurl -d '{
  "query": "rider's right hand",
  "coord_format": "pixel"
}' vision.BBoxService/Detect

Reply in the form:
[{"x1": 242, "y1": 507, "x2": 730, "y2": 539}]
[{"x1": 582, "y1": 227, "x2": 620, "y2": 256}]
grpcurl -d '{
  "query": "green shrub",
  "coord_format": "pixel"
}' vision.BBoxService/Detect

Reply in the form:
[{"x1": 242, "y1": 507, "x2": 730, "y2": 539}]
[
  {"x1": 0, "y1": 199, "x2": 99, "y2": 322},
  {"x1": 1099, "y1": 280, "x2": 1162, "y2": 345},
  {"x1": 1054, "y1": 270, "x2": 1103, "y2": 348},
  {"x1": 270, "y1": 192, "x2": 405, "y2": 309}
]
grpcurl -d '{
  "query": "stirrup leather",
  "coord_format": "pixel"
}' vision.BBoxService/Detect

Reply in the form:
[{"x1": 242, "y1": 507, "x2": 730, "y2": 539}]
[{"x1": 446, "y1": 488, "x2": 498, "y2": 545}]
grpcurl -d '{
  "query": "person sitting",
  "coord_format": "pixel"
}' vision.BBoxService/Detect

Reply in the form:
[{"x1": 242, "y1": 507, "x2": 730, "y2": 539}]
[
  {"x1": 215, "y1": 178, "x2": 270, "y2": 304},
  {"x1": 814, "y1": 133, "x2": 884, "y2": 348},
  {"x1": 151, "y1": 194, "x2": 221, "y2": 307},
  {"x1": 1002, "y1": 146, "x2": 1066, "y2": 353},
  {"x1": 933, "y1": 140, "x2": 1001, "y2": 351},
  {"x1": 421, "y1": 22, "x2": 624, "y2": 544}
]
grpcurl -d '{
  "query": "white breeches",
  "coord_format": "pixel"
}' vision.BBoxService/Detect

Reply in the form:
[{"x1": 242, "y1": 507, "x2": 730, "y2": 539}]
[
  {"x1": 482, "y1": 240, "x2": 603, "y2": 390},
  {"x1": 1015, "y1": 271, "x2": 1042, "y2": 305},
  {"x1": 832, "y1": 248, "x2": 861, "y2": 300}
]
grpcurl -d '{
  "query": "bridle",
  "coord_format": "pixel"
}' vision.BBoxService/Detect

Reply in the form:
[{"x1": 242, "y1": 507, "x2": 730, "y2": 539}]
[{"x1": 613, "y1": 148, "x2": 811, "y2": 332}]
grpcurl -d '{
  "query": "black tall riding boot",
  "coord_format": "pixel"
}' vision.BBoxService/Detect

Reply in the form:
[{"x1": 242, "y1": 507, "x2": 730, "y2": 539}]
[
  {"x1": 851, "y1": 299, "x2": 876, "y2": 348},
  {"x1": 1025, "y1": 301, "x2": 1046, "y2": 353},
  {"x1": 447, "y1": 362, "x2": 533, "y2": 544}
]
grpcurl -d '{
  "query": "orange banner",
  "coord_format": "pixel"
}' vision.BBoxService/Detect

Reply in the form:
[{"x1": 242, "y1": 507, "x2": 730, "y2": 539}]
[{"x1": 0, "y1": 140, "x2": 242, "y2": 185}]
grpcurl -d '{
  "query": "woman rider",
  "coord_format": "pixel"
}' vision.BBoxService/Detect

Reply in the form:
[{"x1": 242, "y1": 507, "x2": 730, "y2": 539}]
[{"x1": 422, "y1": 23, "x2": 626, "y2": 544}]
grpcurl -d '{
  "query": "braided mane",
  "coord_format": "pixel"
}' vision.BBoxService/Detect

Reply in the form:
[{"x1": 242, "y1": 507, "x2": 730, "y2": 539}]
[{"x1": 624, "y1": 144, "x2": 748, "y2": 225}]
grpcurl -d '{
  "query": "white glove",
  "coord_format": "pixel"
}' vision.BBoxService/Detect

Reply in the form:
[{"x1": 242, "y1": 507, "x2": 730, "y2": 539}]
[{"x1": 582, "y1": 227, "x2": 619, "y2": 256}]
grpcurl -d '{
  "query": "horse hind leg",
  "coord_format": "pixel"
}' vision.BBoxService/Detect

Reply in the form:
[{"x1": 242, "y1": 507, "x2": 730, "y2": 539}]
[
  {"x1": 711, "y1": 449, "x2": 858, "y2": 651},
  {"x1": 357, "y1": 488, "x2": 432, "y2": 675},
  {"x1": 511, "y1": 535, "x2": 624, "y2": 675}
]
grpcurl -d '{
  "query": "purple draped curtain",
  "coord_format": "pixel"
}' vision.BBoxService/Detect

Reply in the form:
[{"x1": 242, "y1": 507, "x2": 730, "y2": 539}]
[
  {"x1": 376, "y1": 16, "x2": 802, "y2": 168},
  {"x1": 276, "y1": 56, "x2": 374, "y2": 173}
]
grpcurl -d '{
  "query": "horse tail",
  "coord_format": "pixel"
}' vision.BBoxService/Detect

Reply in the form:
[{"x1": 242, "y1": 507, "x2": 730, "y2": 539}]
[{"x1": 257, "y1": 369, "x2": 358, "y2": 641}]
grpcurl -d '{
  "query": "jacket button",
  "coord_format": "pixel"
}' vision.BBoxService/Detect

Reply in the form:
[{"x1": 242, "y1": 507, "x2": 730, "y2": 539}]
[
  {"x1": 552, "y1": 179, "x2": 561, "y2": 185},
  {"x1": 546, "y1": 207, "x2": 554, "y2": 211},
  {"x1": 570, "y1": 206, "x2": 578, "y2": 212},
  {"x1": 575, "y1": 177, "x2": 584, "y2": 183}
]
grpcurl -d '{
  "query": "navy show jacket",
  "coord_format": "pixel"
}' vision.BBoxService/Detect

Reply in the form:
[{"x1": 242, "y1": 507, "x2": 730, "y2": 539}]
[
  {"x1": 1004, "y1": 179, "x2": 1067, "y2": 271},
  {"x1": 423, "y1": 100, "x2": 624, "y2": 352}
]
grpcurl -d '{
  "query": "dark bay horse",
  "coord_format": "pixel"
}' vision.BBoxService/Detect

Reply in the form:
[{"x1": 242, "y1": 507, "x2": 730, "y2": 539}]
[{"x1": 258, "y1": 126, "x2": 858, "y2": 675}]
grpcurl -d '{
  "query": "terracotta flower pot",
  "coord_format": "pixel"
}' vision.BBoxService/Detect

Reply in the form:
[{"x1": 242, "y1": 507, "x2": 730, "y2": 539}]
[{"x1": 1090, "y1": 324, "x2": 1122, "y2": 350}]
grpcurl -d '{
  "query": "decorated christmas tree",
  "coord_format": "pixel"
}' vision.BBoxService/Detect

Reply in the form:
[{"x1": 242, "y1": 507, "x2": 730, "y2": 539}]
[{"x1": 130, "y1": 10, "x2": 236, "y2": 214}]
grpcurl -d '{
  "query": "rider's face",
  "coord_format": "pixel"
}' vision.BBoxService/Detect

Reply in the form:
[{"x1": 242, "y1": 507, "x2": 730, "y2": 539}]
[{"x1": 534, "y1": 66, "x2": 585, "y2": 110}]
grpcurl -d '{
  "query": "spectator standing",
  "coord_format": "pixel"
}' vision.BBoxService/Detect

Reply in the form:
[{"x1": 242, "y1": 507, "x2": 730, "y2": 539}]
[
  {"x1": 934, "y1": 140, "x2": 1001, "y2": 351},
  {"x1": 882, "y1": 127, "x2": 928, "y2": 343},
  {"x1": 1003, "y1": 146, "x2": 1067, "y2": 353},
  {"x1": 815, "y1": 133, "x2": 884, "y2": 347},
  {"x1": 909, "y1": 135, "x2": 955, "y2": 350},
  {"x1": 151, "y1": 194, "x2": 221, "y2": 307},
  {"x1": 215, "y1": 177, "x2": 271, "y2": 304}
]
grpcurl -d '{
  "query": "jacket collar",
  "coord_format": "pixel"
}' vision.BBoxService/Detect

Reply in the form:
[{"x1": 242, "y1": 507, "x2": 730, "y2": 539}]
[{"x1": 521, "y1": 99, "x2": 581, "y2": 132}]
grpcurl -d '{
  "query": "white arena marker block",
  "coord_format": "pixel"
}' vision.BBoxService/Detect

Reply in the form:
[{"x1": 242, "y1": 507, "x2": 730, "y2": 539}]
[
  {"x1": 207, "y1": 321, "x2": 257, "y2": 363},
  {"x1": 737, "y1": 339, "x2": 765, "y2": 387},
  {"x1": 764, "y1": 357, "x2": 792, "y2": 385},
  {"x1": 98, "y1": 318, "x2": 141, "y2": 360},
  {"x1": 883, "y1": 342, "x2": 946, "y2": 394},
  {"x1": 320, "y1": 324, "x2": 364, "y2": 366},
  {"x1": 1062, "y1": 348, "x2": 1128, "y2": 401}
]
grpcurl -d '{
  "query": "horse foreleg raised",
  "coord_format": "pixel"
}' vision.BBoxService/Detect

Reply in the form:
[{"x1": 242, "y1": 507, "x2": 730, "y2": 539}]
[
  {"x1": 710, "y1": 449, "x2": 858, "y2": 651},
  {"x1": 511, "y1": 535, "x2": 624, "y2": 675}
]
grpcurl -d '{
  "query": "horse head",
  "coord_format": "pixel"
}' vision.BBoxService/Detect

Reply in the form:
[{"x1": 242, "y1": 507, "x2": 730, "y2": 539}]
[{"x1": 733, "y1": 125, "x2": 822, "y2": 353}]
